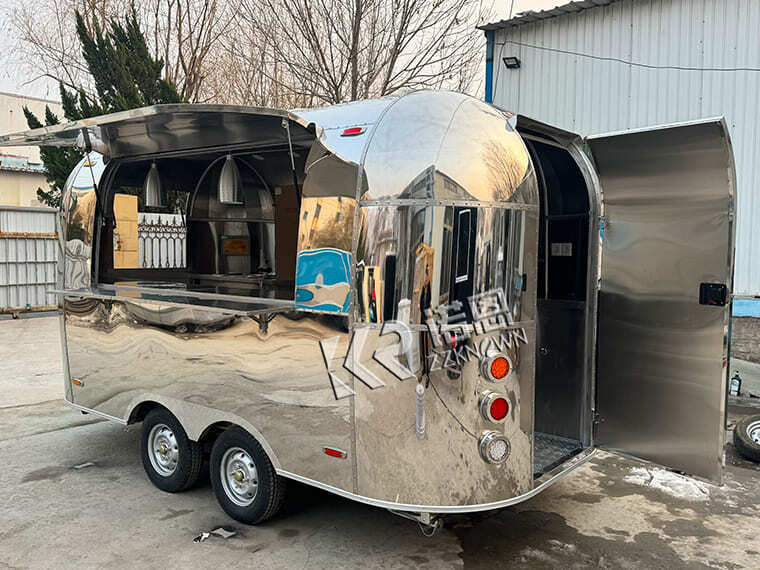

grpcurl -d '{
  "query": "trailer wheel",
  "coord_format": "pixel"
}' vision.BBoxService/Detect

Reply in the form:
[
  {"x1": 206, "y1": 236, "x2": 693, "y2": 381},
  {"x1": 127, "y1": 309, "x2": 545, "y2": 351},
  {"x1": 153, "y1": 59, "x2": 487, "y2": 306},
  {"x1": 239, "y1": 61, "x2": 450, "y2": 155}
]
[
  {"x1": 141, "y1": 408, "x2": 203, "y2": 492},
  {"x1": 210, "y1": 428, "x2": 286, "y2": 524},
  {"x1": 733, "y1": 414, "x2": 760, "y2": 463}
]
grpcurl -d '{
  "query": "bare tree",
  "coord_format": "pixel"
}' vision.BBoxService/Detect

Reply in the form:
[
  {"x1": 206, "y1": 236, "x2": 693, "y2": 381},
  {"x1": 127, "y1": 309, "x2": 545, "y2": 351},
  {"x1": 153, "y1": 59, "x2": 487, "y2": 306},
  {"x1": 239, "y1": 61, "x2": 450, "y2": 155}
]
[
  {"x1": 202, "y1": 23, "x2": 318, "y2": 107},
  {"x1": 10, "y1": 0, "x2": 126, "y2": 93},
  {"x1": 137, "y1": 0, "x2": 240, "y2": 102},
  {"x1": 9, "y1": 0, "x2": 494, "y2": 107},
  {"x1": 10, "y1": 0, "x2": 237, "y2": 103},
  {"x1": 239, "y1": 0, "x2": 492, "y2": 105}
]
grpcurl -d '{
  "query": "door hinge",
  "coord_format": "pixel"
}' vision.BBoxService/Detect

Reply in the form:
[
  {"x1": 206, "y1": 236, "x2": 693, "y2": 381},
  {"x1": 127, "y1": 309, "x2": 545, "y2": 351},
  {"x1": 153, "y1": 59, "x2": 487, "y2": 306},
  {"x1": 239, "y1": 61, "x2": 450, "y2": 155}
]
[{"x1": 592, "y1": 410, "x2": 602, "y2": 438}]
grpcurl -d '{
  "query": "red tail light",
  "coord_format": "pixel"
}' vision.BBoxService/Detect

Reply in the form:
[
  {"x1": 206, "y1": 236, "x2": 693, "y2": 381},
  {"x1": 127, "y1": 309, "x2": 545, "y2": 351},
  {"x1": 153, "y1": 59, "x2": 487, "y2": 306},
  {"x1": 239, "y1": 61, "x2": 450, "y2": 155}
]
[
  {"x1": 480, "y1": 391, "x2": 510, "y2": 423},
  {"x1": 341, "y1": 127, "x2": 366, "y2": 137},
  {"x1": 490, "y1": 397, "x2": 509, "y2": 421},
  {"x1": 323, "y1": 447, "x2": 347, "y2": 459}
]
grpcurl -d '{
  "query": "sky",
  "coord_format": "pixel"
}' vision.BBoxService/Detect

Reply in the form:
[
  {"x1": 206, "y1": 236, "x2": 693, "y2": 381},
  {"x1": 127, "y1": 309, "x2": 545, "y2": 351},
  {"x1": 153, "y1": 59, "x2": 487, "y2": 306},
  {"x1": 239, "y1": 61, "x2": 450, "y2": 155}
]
[{"x1": 0, "y1": 0, "x2": 568, "y2": 100}]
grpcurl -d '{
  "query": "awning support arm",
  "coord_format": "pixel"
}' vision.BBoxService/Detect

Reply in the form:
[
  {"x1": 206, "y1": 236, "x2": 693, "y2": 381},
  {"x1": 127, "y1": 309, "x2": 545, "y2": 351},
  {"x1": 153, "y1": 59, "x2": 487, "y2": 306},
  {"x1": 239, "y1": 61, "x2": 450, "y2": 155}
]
[
  {"x1": 79, "y1": 128, "x2": 110, "y2": 229},
  {"x1": 282, "y1": 119, "x2": 302, "y2": 208}
]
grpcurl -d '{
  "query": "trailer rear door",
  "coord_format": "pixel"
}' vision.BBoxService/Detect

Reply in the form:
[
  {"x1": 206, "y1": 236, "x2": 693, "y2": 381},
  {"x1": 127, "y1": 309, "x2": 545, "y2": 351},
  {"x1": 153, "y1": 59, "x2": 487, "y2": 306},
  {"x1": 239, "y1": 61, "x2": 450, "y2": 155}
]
[{"x1": 588, "y1": 119, "x2": 735, "y2": 483}]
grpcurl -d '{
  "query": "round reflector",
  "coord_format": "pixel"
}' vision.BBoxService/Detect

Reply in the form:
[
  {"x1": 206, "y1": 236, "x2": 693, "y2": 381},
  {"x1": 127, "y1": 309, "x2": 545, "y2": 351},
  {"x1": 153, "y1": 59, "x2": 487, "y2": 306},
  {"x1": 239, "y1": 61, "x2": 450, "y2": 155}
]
[
  {"x1": 488, "y1": 438, "x2": 510, "y2": 462},
  {"x1": 478, "y1": 431, "x2": 511, "y2": 464}
]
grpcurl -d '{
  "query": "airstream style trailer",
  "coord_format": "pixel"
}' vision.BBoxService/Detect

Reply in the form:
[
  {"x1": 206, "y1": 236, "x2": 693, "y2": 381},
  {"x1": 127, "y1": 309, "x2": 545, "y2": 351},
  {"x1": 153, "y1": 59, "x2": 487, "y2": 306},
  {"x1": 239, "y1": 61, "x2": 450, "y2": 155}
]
[{"x1": 0, "y1": 91, "x2": 735, "y2": 532}]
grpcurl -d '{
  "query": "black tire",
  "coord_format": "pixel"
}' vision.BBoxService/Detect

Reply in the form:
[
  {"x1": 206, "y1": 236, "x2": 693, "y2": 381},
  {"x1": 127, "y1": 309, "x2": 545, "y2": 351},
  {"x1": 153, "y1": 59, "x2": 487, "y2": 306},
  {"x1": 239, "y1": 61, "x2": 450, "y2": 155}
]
[
  {"x1": 141, "y1": 408, "x2": 203, "y2": 492},
  {"x1": 210, "y1": 428, "x2": 286, "y2": 524},
  {"x1": 733, "y1": 414, "x2": 760, "y2": 463}
]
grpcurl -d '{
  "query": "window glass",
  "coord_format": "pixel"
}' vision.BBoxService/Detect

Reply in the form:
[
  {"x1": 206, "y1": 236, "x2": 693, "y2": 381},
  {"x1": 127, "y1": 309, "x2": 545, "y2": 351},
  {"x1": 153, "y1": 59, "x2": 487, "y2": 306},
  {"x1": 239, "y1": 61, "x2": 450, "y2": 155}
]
[{"x1": 455, "y1": 209, "x2": 472, "y2": 282}]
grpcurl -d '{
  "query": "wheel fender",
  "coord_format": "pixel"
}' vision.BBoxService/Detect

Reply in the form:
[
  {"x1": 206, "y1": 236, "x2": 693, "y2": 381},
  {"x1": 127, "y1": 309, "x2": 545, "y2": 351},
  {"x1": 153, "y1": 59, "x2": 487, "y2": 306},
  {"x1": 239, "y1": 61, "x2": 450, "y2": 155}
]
[{"x1": 124, "y1": 393, "x2": 281, "y2": 470}]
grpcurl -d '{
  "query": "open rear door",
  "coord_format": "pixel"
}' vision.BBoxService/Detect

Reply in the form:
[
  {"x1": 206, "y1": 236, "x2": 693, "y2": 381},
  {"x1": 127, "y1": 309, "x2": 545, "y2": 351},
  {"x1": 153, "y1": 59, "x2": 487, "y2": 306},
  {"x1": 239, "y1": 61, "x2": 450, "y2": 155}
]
[{"x1": 588, "y1": 119, "x2": 735, "y2": 483}]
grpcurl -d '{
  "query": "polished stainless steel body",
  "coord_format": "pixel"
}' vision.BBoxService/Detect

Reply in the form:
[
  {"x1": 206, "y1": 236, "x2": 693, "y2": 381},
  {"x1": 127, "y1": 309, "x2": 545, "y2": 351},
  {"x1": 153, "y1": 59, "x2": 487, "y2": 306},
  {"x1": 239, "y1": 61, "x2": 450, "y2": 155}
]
[
  {"x1": 588, "y1": 120, "x2": 736, "y2": 482},
  {"x1": 0, "y1": 91, "x2": 736, "y2": 514}
]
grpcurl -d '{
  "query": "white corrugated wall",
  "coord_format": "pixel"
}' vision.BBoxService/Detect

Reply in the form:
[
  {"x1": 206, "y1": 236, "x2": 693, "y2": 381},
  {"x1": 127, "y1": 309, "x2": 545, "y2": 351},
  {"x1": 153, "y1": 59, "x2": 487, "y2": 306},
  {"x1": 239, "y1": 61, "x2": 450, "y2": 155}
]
[
  {"x1": 0, "y1": 207, "x2": 58, "y2": 311},
  {"x1": 491, "y1": 0, "x2": 760, "y2": 295}
]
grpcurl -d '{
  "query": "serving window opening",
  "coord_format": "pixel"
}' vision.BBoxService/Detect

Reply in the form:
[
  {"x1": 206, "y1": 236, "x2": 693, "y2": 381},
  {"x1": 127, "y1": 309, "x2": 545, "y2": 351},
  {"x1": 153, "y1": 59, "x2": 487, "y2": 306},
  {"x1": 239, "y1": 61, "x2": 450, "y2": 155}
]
[
  {"x1": 97, "y1": 145, "x2": 306, "y2": 301},
  {"x1": 523, "y1": 136, "x2": 593, "y2": 479}
]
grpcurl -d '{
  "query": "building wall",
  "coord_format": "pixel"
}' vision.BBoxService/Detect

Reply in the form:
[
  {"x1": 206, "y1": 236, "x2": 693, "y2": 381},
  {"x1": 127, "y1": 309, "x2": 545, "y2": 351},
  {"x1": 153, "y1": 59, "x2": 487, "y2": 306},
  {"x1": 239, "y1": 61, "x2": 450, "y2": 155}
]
[
  {"x1": 0, "y1": 92, "x2": 63, "y2": 208},
  {"x1": 0, "y1": 206, "x2": 58, "y2": 312},
  {"x1": 0, "y1": 92, "x2": 62, "y2": 162},
  {"x1": 0, "y1": 170, "x2": 49, "y2": 207},
  {"x1": 490, "y1": 0, "x2": 760, "y2": 295}
]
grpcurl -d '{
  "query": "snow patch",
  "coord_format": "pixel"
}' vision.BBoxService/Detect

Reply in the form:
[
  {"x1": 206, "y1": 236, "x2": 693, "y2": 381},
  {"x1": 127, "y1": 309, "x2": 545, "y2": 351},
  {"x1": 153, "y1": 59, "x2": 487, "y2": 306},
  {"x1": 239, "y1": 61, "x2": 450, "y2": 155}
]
[
  {"x1": 623, "y1": 466, "x2": 711, "y2": 502},
  {"x1": 547, "y1": 539, "x2": 577, "y2": 554}
]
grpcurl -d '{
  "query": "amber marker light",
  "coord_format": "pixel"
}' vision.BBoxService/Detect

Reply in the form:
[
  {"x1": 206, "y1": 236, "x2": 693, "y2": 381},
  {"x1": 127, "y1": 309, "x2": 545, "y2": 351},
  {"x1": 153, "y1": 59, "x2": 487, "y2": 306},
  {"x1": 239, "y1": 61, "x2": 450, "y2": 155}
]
[{"x1": 481, "y1": 354, "x2": 513, "y2": 382}]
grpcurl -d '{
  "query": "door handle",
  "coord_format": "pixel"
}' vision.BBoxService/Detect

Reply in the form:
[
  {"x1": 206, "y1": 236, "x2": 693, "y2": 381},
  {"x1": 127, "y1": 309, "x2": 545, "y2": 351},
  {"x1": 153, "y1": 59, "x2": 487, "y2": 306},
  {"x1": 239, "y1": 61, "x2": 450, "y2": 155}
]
[{"x1": 699, "y1": 283, "x2": 728, "y2": 306}]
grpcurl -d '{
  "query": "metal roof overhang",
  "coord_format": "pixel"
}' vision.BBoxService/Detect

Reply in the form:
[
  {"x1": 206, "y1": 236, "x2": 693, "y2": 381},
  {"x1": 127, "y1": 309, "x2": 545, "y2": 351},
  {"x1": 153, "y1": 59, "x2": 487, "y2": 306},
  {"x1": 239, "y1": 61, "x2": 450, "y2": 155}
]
[
  {"x1": 0, "y1": 104, "x2": 319, "y2": 160},
  {"x1": 479, "y1": 0, "x2": 620, "y2": 31}
]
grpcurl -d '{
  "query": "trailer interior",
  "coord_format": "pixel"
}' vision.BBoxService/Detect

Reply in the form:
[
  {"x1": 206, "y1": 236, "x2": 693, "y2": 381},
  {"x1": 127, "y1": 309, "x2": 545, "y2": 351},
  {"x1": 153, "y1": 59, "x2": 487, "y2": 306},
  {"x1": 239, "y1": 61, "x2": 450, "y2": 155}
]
[
  {"x1": 96, "y1": 144, "x2": 308, "y2": 302},
  {"x1": 523, "y1": 133, "x2": 594, "y2": 479}
]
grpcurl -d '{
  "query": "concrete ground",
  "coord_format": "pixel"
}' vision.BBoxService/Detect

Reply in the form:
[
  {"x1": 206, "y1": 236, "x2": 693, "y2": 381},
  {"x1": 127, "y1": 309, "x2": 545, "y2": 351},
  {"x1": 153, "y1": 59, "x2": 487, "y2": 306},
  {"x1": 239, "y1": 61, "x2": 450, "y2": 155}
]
[{"x1": 1, "y1": 315, "x2": 759, "y2": 569}]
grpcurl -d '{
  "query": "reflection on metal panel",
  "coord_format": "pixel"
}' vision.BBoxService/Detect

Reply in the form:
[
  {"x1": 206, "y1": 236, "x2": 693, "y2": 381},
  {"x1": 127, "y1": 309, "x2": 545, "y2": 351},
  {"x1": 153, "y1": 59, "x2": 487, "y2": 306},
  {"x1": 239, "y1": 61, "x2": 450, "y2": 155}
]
[
  {"x1": 296, "y1": 98, "x2": 397, "y2": 164},
  {"x1": 61, "y1": 154, "x2": 105, "y2": 290},
  {"x1": 590, "y1": 120, "x2": 734, "y2": 482},
  {"x1": 361, "y1": 92, "x2": 538, "y2": 204},
  {"x1": 64, "y1": 297, "x2": 354, "y2": 492},
  {"x1": 356, "y1": 205, "x2": 532, "y2": 325},
  {"x1": 295, "y1": 248, "x2": 351, "y2": 313},
  {"x1": 303, "y1": 140, "x2": 363, "y2": 199},
  {"x1": 352, "y1": 324, "x2": 535, "y2": 505},
  {"x1": 295, "y1": 197, "x2": 355, "y2": 313},
  {"x1": 437, "y1": 99, "x2": 538, "y2": 204}
]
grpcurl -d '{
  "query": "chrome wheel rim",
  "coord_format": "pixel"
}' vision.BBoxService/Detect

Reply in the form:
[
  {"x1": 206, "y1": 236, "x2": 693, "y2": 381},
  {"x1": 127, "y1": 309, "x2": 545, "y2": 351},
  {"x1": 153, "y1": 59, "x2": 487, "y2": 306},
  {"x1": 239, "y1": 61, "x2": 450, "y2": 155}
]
[
  {"x1": 747, "y1": 420, "x2": 760, "y2": 445},
  {"x1": 148, "y1": 423, "x2": 179, "y2": 476},
  {"x1": 220, "y1": 447, "x2": 258, "y2": 507}
]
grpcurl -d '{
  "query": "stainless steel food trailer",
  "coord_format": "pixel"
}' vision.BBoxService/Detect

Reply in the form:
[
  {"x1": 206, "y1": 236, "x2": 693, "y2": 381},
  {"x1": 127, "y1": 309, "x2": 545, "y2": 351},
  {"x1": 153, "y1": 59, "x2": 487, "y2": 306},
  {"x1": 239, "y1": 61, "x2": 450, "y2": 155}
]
[{"x1": 0, "y1": 91, "x2": 735, "y2": 531}]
